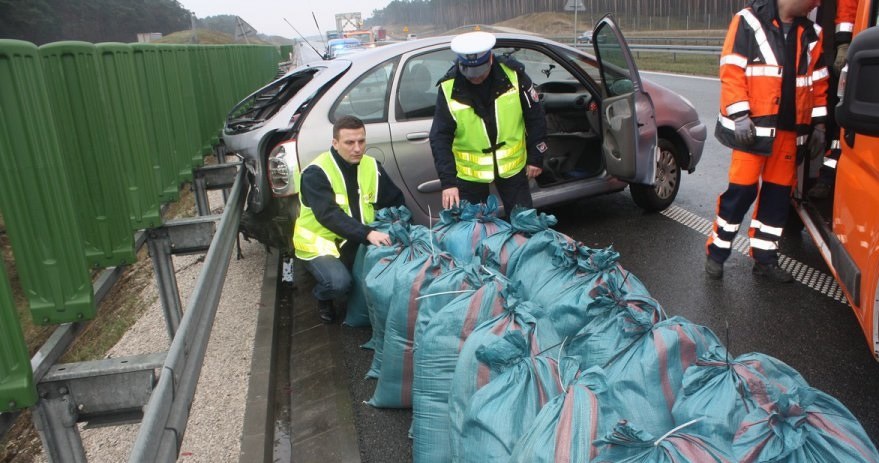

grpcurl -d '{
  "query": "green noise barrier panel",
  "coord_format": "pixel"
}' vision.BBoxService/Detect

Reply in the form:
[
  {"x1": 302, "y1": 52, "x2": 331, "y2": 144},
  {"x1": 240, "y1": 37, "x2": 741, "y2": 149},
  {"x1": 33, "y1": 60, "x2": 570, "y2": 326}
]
[
  {"x1": 0, "y1": 39, "x2": 95, "y2": 324},
  {"x1": 131, "y1": 43, "x2": 182, "y2": 203},
  {"x1": 39, "y1": 41, "x2": 137, "y2": 268},
  {"x1": 95, "y1": 42, "x2": 162, "y2": 230},
  {"x1": 0, "y1": 264, "x2": 37, "y2": 413}
]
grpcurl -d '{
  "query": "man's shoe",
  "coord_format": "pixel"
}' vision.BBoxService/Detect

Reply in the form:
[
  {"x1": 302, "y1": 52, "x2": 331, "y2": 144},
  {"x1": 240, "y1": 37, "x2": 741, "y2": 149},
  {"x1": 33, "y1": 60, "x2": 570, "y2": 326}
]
[
  {"x1": 705, "y1": 257, "x2": 724, "y2": 279},
  {"x1": 317, "y1": 299, "x2": 335, "y2": 323},
  {"x1": 753, "y1": 262, "x2": 794, "y2": 283},
  {"x1": 807, "y1": 182, "x2": 832, "y2": 200}
]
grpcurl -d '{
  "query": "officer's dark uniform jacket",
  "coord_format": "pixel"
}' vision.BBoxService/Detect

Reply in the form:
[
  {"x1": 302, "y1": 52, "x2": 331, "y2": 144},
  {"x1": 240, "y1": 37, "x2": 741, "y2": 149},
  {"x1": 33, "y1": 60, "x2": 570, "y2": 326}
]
[
  {"x1": 714, "y1": 0, "x2": 829, "y2": 156},
  {"x1": 429, "y1": 56, "x2": 547, "y2": 189},
  {"x1": 296, "y1": 147, "x2": 404, "y2": 255}
]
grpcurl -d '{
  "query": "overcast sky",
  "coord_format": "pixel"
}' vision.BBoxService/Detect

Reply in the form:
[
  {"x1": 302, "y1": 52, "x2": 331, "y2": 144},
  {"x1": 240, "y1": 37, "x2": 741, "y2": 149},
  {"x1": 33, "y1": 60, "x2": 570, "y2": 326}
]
[{"x1": 179, "y1": 0, "x2": 393, "y2": 38}]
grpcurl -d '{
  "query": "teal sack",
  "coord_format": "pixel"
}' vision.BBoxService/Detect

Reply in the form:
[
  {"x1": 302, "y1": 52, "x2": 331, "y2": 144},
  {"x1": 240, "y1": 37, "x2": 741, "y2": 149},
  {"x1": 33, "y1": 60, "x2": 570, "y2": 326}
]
[
  {"x1": 432, "y1": 196, "x2": 510, "y2": 264},
  {"x1": 475, "y1": 207, "x2": 557, "y2": 274},
  {"x1": 593, "y1": 420, "x2": 735, "y2": 462},
  {"x1": 510, "y1": 365, "x2": 617, "y2": 463},
  {"x1": 733, "y1": 386, "x2": 879, "y2": 463}
]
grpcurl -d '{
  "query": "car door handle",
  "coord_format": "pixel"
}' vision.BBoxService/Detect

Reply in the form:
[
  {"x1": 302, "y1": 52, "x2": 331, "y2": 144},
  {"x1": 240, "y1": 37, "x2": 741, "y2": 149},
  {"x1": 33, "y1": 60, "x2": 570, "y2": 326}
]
[
  {"x1": 406, "y1": 132, "x2": 430, "y2": 141},
  {"x1": 417, "y1": 179, "x2": 442, "y2": 193}
]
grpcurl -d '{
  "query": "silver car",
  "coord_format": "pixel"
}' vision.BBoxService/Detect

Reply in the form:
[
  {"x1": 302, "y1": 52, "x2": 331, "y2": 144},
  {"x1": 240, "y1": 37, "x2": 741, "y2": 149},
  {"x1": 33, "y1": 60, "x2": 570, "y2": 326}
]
[{"x1": 224, "y1": 16, "x2": 706, "y2": 244}]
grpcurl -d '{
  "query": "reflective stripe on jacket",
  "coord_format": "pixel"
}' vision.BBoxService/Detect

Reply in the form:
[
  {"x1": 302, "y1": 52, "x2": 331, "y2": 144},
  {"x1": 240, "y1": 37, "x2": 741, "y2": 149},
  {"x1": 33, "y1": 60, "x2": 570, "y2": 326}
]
[
  {"x1": 440, "y1": 63, "x2": 526, "y2": 183},
  {"x1": 715, "y1": 0, "x2": 829, "y2": 156},
  {"x1": 836, "y1": 0, "x2": 858, "y2": 44},
  {"x1": 293, "y1": 151, "x2": 379, "y2": 260}
]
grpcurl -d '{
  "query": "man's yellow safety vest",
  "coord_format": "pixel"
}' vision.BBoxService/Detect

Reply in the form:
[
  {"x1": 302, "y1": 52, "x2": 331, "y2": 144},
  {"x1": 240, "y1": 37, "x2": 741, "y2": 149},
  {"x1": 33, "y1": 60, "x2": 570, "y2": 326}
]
[
  {"x1": 440, "y1": 63, "x2": 527, "y2": 183},
  {"x1": 292, "y1": 151, "x2": 379, "y2": 260}
]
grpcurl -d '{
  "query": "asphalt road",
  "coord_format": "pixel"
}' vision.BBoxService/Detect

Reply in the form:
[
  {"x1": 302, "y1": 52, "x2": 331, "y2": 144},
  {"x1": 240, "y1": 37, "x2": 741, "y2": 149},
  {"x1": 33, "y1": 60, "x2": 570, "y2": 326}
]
[{"x1": 309, "y1": 72, "x2": 879, "y2": 461}]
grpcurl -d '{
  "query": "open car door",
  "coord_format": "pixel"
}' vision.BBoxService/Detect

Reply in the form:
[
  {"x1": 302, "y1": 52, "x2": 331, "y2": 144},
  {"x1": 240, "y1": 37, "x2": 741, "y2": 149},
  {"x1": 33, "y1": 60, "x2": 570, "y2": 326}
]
[{"x1": 593, "y1": 15, "x2": 658, "y2": 185}]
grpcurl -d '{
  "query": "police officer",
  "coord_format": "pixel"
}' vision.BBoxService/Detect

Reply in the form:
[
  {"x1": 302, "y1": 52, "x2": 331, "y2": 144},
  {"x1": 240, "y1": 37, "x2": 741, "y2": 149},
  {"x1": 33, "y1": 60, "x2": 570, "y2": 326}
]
[
  {"x1": 293, "y1": 115, "x2": 405, "y2": 322},
  {"x1": 429, "y1": 31, "x2": 548, "y2": 215},
  {"x1": 706, "y1": 0, "x2": 828, "y2": 283}
]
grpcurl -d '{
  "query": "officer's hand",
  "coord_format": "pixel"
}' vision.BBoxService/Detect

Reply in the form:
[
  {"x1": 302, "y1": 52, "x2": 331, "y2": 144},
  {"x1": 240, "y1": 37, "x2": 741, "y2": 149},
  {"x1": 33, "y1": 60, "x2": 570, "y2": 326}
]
[
  {"x1": 442, "y1": 187, "x2": 460, "y2": 209},
  {"x1": 366, "y1": 230, "x2": 392, "y2": 247},
  {"x1": 807, "y1": 124, "x2": 826, "y2": 160},
  {"x1": 526, "y1": 165, "x2": 543, "y2": 179},
  {"x1": 733, "y1": 114, "x2": 756, "y2": 146},
  {"x1": 834, "y1": 43, "x2": 850, "y2": 76}
]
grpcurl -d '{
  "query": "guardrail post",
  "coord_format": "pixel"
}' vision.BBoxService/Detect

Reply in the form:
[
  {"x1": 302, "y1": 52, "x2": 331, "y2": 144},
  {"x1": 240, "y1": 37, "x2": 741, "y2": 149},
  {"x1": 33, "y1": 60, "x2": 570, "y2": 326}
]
[
  {"x1": 146, "y1": 228, "x2": 183, "y2": 340},
  {"x1": 31, "y1": 384, "x2": 87, "y2": 463}
]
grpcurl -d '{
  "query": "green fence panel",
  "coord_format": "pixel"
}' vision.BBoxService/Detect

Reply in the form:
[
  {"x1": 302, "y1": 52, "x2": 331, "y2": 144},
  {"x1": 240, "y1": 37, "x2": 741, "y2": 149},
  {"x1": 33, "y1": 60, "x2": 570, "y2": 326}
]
[
  {"x1": 188, "y1": 45, "x2": 216, "y2": 159},
  {"x1": 0, "y1": 263, "x2": 37, "y2": 412},
  {"x1": 279, "y1": 44, "x2": 293, "y2": 63},
  {"x1": 156, "y1": 44, "x2": 195, "y2": 183},
  {"x1": 39, "y1": 41, "x2": 136, "y2": 269},
  {"x1": 172, "y1": 45, "x2": 201, "y2": 181},
  {"x1": 0, "y1": 39, "x2": 95, "y2": 324},
  {"x1": 131, "y1": 43, "x2": 181, "y2": 203},
  {"x1": 95, "y1": 43, "x2": 162, "y2": 230},
  {"x1": 208, "y1": 46, "x2": 234, "y2": 146}
]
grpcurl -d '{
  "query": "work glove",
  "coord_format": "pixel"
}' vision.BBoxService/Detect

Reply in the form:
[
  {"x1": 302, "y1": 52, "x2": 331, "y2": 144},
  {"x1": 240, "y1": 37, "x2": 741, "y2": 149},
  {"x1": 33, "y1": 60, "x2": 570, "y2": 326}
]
[
  {"x1": 733, "y1": 114, "x2": 756, "y2": 146},
  {"x1": 807, "y1": 125, "x2": 826, "y2": 160},
  {"x1": 834, "y1": 43, "x2": 850, "y2": 76}
]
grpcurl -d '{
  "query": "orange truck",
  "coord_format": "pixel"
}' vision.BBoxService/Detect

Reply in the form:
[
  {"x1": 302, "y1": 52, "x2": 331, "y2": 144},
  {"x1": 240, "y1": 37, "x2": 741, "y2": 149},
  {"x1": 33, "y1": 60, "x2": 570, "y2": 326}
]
[{"x1": 795, "y1": 0, "x2": 879, "y2": 361}]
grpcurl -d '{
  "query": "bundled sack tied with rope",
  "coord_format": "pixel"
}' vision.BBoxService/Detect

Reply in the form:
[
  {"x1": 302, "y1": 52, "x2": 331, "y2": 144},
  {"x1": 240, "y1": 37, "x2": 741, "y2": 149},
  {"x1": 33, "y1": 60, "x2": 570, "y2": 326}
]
[
  {"x1": 475, "y1": 207, "x2": 558, "y2": 274},
  {"x1": 362, "y1": 224, "x2": 438, "y2": 379},
  {"x1": 509, "y1": 364, "x2": 619, "y2": 463},
  {"x1": 431, "y1": 196, "x2": 510, "y2": 264},
  {"x1": 345, "y1": 205, "x2": 413, "y2": 328},
  {"x1": 411, "y1": 273, "x2": 518, "y2": 463},
  {"x1": 591, "y1": 419, "x2": 736, "y2": 463}
]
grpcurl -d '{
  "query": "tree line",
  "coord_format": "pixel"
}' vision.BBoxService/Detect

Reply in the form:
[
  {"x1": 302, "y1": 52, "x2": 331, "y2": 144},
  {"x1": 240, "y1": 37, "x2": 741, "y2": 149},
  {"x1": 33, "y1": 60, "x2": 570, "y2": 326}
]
[
  {"x1": 367, "y1": 0, "x2": 744, "y2": 29},
  {"x1": 0, "y1": 0, "x2": 191, "y2": 45}
]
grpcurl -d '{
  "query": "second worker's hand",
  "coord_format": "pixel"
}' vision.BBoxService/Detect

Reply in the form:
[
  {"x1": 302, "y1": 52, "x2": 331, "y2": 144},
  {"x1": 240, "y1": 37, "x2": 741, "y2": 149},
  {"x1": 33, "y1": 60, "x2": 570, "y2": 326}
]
[
  {"x1": 526, "y1": 165, "x2": 543, "y2": 179},
  {"x1": 366, "y1": 230, "x2": 392, "y2": 247},
  {"x1": 442, "y1": 187, "x2": 460, "y2": 209}
]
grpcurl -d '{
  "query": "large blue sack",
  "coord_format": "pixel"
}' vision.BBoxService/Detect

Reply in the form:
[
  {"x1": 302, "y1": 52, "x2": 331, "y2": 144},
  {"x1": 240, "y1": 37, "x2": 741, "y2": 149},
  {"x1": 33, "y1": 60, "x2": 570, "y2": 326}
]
[
  {"x1": 431, "y1": 196, "x2": 510, "y2": 264},
  {"x1": 475, "y1": 207, "x2": 557, "y2": 274},
  {"x1": 564, "y1": 284, "x2": 665, "y2": 370},
  {"x1": 671, "y1": 347, "x2": 809, "y2": 444},
  {"x1": 412, "y1": 262, "x2": 488, "y2": 350},
  {"x1": 457, "y1": 332, "x2": 566, "y2": 463},
  {"x1": 448, "y1": 294, "x2": 560, "y2": 462},
  {"x1": 602, "y1": 316, "x2": 724, "y2": 437},
  {"x1": 733, "y1": 386, "x2": 879, "y2": 463},
  {"x1": 363, "y1": 225, "x2": 436, "y2": 379},
  {"x1": 411, "y1": 273, "x2": 514, "y2": 463},
  {"x1": 345, "y1": 206, "x2": 413, "y2": 328},
  {"x1": 369, "y1": 251, "x2": 457, "y2": 408},
  {"x1": 510, "y1": 364, "x2": 618, "y2": 463},
  {"x1": 592, "y1": 420, "x2": 736, "y2": 463}
]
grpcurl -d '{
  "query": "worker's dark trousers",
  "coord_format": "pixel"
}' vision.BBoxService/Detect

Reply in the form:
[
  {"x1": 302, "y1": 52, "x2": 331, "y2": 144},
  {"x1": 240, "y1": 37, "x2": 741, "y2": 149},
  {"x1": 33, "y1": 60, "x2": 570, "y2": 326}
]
[
  {"x1": 457, "y1": 168, "x2": 532, "y2": 215},
  {"x1": 301, "y1": 243, "x2": 358, "y2": 302}
]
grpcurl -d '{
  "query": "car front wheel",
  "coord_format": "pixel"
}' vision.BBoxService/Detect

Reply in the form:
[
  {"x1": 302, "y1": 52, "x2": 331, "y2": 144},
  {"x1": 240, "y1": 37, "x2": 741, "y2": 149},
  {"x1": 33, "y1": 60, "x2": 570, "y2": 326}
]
[{"x1": 630, "y1": 138, "x2": 681, "y2": 212}]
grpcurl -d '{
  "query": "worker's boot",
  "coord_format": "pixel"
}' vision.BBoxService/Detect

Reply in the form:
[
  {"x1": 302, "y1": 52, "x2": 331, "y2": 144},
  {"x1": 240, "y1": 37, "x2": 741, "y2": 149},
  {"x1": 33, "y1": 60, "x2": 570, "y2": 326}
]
[
  {"x1": 752, "y1": 262, "x2": 794, "y2": 284},
  {"x1": 705, "y1": 257, "x2": 724, "y2": 280},
  {"x1": 317, "y1": 299, "x2": 335, "y2": 323}
]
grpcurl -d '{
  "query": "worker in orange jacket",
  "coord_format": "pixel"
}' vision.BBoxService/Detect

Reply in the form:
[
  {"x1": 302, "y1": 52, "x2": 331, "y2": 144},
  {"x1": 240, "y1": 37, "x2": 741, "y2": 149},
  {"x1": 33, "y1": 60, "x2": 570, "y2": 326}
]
[
  {"x1": 834, "y1": 0, "x2": 858, "y2": 73},
  {"x1": 706, "y1": 0, "x2": 829, "y2": 283}
]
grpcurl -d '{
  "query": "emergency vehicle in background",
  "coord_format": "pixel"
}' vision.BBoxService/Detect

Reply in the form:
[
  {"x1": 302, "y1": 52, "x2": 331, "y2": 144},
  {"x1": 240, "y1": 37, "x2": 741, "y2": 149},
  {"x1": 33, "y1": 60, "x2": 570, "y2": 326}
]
[{"x1": 795, "y1": 0, "x2": 879, "y2": 361}]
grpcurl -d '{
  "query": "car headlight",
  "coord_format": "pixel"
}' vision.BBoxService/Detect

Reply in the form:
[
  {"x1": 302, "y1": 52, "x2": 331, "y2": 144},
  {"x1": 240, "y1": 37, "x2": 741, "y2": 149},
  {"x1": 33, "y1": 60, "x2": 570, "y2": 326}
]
[{"x1": 268, "y1": 140, "x2": 300, "y2": 197}]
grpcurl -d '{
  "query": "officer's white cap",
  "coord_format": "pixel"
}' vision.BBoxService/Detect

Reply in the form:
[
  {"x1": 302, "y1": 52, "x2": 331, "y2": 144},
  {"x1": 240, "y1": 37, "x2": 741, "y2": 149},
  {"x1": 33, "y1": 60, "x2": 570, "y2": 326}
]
[{"x1": 451, "y1": 31, "x2": 496, "y2": 65}]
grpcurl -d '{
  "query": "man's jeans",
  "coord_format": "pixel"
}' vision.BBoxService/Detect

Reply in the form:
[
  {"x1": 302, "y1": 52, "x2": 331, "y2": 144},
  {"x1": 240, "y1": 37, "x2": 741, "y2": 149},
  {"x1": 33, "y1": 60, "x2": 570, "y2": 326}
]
[{"x1": 301, "y1": 246, "x2": 357, "y2": 301}]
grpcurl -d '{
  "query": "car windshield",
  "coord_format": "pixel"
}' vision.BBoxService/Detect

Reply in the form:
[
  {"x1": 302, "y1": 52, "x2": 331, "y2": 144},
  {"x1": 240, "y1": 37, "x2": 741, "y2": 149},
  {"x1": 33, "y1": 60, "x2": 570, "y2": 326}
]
[
  {"x1": 495, "y1": 46, "x2": 580, "y2": 87},
  {"x1": 225, "y1": 68, "x2": 320, "y2": 134},
  {"x1": 559, "y1": 47, "x2": 626, "y2": 89}
]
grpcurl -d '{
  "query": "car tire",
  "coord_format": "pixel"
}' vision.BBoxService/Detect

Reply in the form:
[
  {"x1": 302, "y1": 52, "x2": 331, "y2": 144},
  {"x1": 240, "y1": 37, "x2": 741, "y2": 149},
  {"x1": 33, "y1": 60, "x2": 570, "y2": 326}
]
[{"x1": 630, "y1": 138, "x2": 681, "y2": 212}]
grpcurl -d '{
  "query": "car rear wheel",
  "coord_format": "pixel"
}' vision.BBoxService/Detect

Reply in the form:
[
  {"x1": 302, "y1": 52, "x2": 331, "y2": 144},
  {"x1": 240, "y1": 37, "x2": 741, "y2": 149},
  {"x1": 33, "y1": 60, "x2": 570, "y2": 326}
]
[{"x1": 630, "y1": 138, "x2": 680, "y2": 212}]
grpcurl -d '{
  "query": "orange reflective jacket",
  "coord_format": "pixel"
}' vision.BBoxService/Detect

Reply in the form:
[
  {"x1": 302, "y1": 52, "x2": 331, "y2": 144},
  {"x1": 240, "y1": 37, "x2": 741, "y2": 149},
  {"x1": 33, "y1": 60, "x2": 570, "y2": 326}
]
[
  {"x1": 715, "y1": 0, "x2": 830, "y2": 156},
  {"x1": 836, "y1": 0, "x2": 859, "y2": 43}
]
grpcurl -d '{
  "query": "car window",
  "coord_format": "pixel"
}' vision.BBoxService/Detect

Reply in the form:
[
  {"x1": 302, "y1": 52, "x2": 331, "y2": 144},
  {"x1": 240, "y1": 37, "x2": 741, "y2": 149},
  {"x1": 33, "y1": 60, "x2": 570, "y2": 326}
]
[
  {"x1": 331, "y1": 59, "x2": 397, "y2": 123},
  {"x1": 559, "y1": 49, "x2": 603, "y2": 85},
  {"x1": 396, "y1": 49, "x2": 456, "y2": 120},
  {"x1": 592, "y1": 25, "x2": 636, "y2": 96},
  {"x1": 494, "y1": 46, "x2": 578, "y2": 87}
]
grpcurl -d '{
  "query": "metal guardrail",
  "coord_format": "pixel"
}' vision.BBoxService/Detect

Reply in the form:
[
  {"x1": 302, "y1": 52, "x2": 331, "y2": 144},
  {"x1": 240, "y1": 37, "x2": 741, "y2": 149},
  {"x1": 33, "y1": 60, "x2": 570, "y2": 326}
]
[{"x1": 129, "y1": 166, "x2": 245, "y2": 462}]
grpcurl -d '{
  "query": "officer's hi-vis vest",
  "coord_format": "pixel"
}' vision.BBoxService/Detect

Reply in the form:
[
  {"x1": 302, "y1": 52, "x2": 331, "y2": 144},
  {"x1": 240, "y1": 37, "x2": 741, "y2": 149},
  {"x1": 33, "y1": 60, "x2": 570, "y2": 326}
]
[
  {"x1": 292, "y1": 151, "x2": 379, "y2": 260},
  {"x1": 715, "y1": 6, "x2": 829, "y2": 156},
  {"x1": 440, "y1": 63, "x2": 527, "y2": 183}
]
